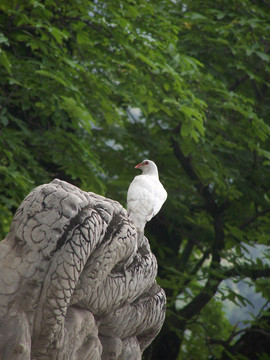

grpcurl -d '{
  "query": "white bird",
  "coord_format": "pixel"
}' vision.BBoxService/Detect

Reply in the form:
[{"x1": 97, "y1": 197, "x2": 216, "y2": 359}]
[{"x1": 127, "y1": 159, "x2": 167, "y2": 233}]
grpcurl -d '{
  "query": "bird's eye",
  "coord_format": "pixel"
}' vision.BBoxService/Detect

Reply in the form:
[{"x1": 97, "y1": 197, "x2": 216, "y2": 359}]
[{"x1": 144, "y1": 161, "x2": 149, "y2": 165}]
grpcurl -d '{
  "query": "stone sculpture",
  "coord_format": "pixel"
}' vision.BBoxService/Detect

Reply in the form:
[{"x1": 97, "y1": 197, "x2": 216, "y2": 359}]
[{"x1": 0, "y1": 179, "x2": 166, "y2": 360}]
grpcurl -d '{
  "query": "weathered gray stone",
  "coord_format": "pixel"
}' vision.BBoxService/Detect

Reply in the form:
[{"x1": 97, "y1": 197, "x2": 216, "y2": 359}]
[{"x1": 0, "y1": 179, "x2": 166, "y2": 360}]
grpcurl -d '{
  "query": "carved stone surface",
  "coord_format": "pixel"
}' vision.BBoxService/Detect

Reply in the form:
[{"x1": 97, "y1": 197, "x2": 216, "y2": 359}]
[{"x1": 0, "y1": 179, "x2": 166, "y2": 360}]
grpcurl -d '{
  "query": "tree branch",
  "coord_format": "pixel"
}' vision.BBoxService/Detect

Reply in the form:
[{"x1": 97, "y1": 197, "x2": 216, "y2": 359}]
[
  {"x1": 239, "y1": 207, "x2": 270, "y2": 229},
  {"x1": 170, "y1": 126, "x2": 228, "y2": 321},
  {"x1": 223, "y1": 266, "x2": 270, "y2": 280},
  {"x1": 170, "y1": 133, "x2": 217, "y2": 215},
  {"x1": 178, "y1": 275, "x2": 222, "y2": 320},
  {"x1": 177, "y1": 250, "x2": 211, "y2": 295},
  {"x1": 179, "y1": 241, "x2": 194, "y2": 269},
  {"x1": 229, "y1": 74, "x2": 249, "y2": 92}
]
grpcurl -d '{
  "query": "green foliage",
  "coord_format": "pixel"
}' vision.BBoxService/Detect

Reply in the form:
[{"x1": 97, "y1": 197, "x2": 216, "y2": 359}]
[
  {"x1": 1, "y1": 0, "x2": 270, "y2": 359},
  {"x1": 178, "y1": 300, "x2": 232, "y2": 360}
]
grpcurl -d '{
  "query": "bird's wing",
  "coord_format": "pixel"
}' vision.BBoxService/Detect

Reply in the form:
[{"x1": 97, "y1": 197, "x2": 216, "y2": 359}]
[
  {"x1": 127, "y1": 175, "x2": 167, "y2": 222},
  {"x1": 127, "y1": 175, "x2": 157, "y2": 221},
  {"x1": 151, "y1": 180, "x2": 167, "y2": 217}
]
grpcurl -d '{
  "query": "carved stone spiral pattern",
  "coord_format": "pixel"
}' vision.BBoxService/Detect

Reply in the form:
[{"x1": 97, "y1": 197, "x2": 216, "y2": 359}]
[{"x1": 0, "y1": 179, "x2": 166, "y2": 360}]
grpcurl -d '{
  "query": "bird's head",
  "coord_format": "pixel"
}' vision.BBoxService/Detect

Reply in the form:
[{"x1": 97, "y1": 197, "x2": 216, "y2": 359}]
[{"x1": 135, "y1": 159, "x2": 158, "y2": 176}]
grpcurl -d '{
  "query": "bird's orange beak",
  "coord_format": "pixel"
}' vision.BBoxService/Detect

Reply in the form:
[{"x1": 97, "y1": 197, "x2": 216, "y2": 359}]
[{"x1": 135, "y1": 162, "x2": 142, "y2": 169}]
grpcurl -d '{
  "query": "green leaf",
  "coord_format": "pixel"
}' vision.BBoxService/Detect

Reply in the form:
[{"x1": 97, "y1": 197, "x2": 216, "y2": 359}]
[
  {"x1": 0, "y1": 32, "x2": 9, "y2": 44},
  {"x1": 0, "y1": 49, "x2": 11, "y2": 74},
  {"x1": 48, "y1": 26, "x2": 68, "y2": 44},
  {"x1": 61, "y1": 96, "x2": 95, "y2": 134},
  {"x1": 35, "y1": 69, "x2": 68, "y2": 87},
  {"x1": 256, "y1": 51, "x2": 270, "y2": 63}
]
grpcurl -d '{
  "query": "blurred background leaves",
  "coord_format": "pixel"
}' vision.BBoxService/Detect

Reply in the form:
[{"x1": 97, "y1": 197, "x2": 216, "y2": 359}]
[{"x1": 1, "y1": 1, "x2": 270, "y2": 359}]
